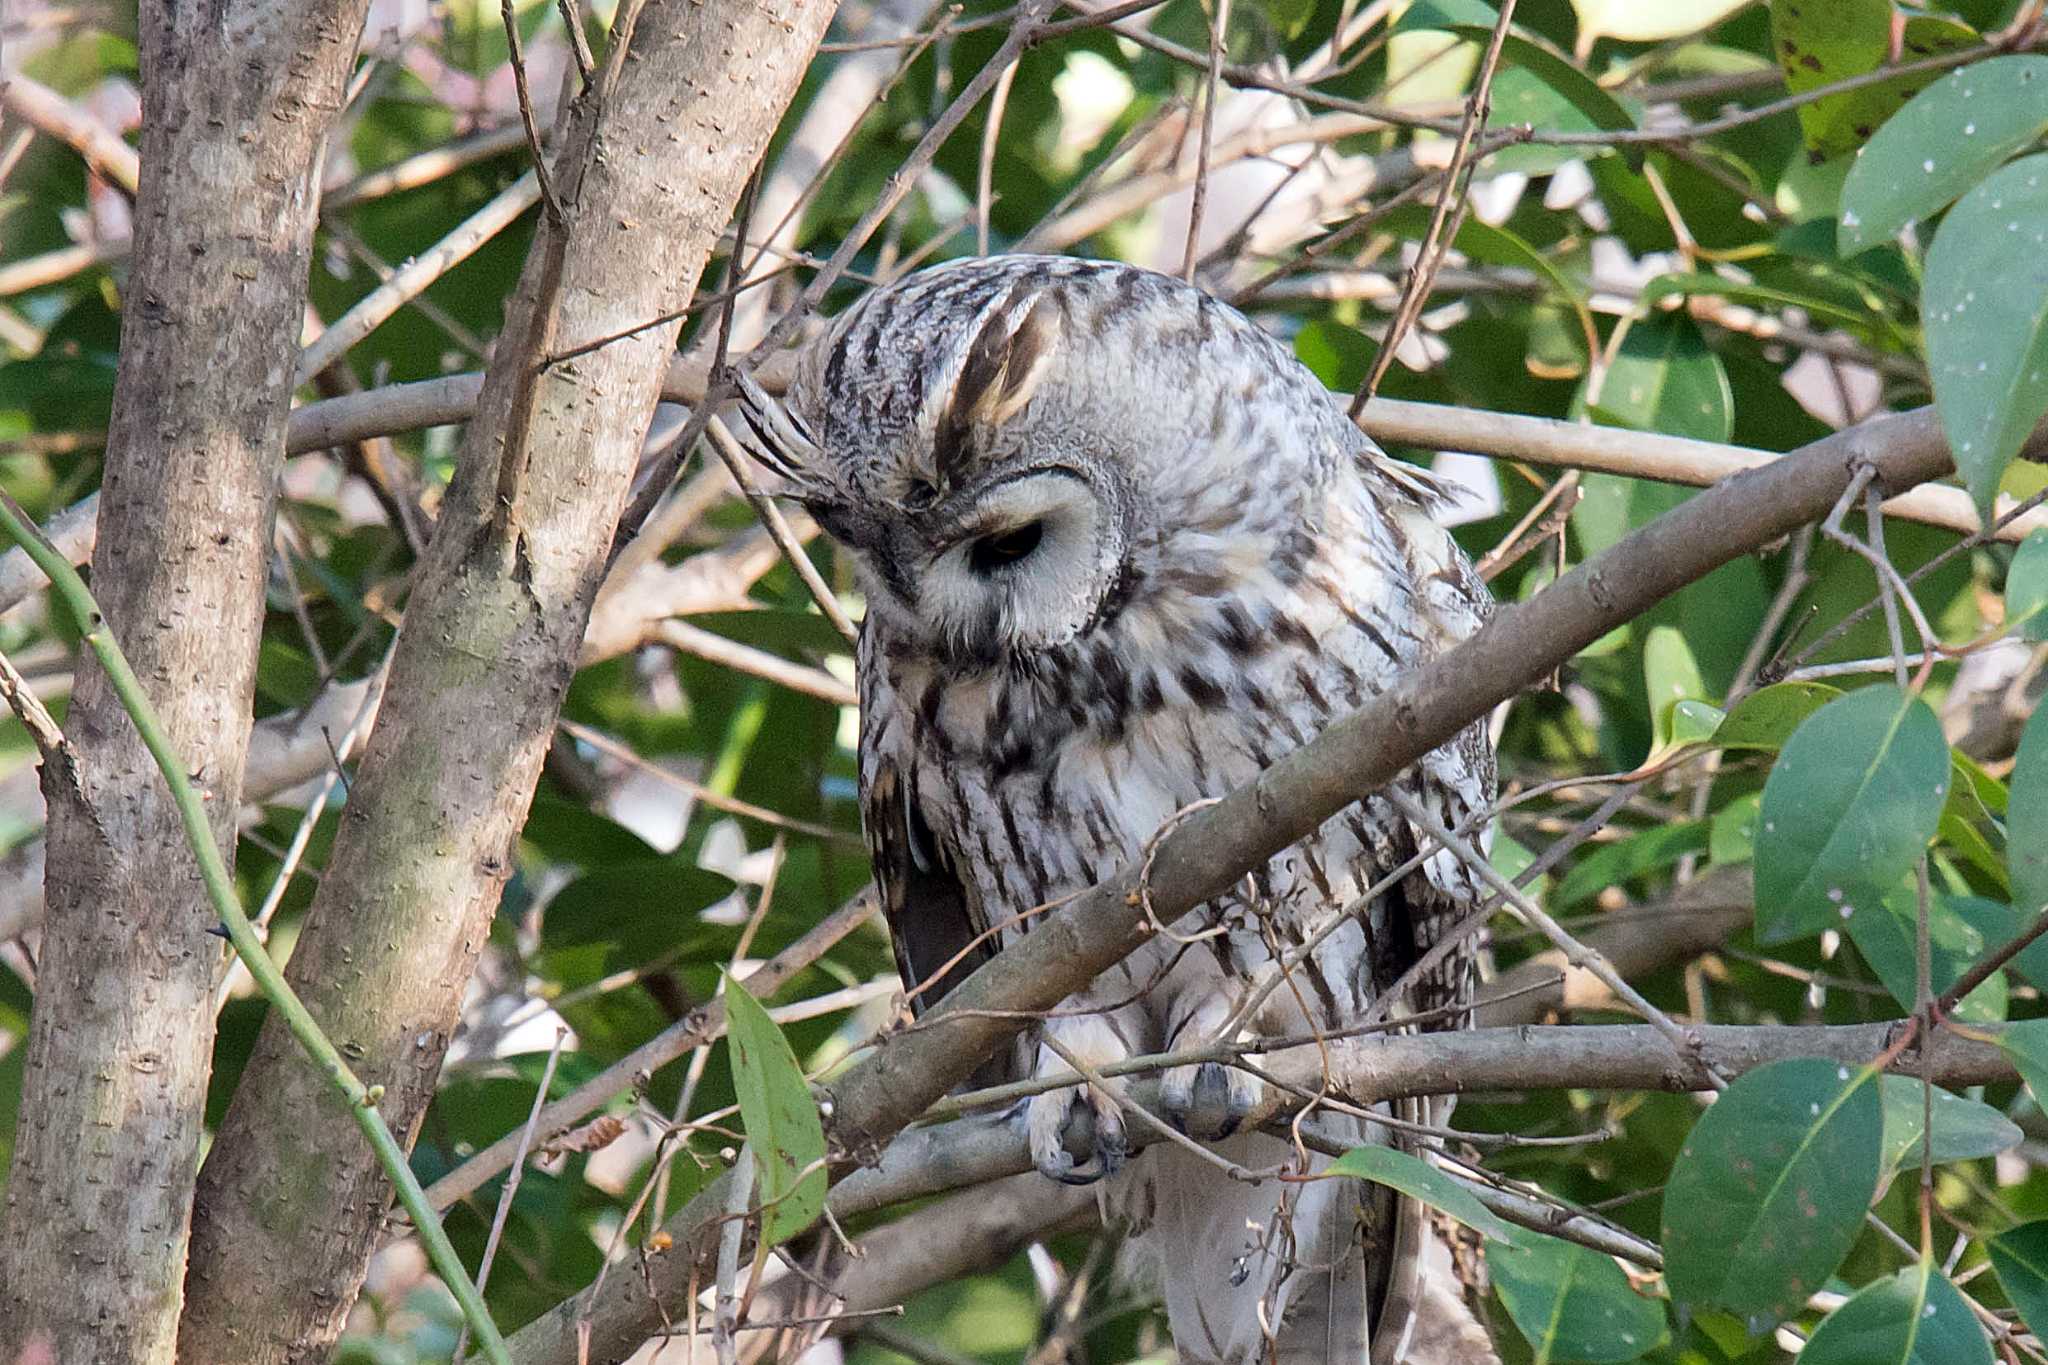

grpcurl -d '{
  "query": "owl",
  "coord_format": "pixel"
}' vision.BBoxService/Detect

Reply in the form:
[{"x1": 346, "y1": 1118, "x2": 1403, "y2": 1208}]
[{"x1": 741, "y1": 255, "x2": 1499, "y2": 1364}]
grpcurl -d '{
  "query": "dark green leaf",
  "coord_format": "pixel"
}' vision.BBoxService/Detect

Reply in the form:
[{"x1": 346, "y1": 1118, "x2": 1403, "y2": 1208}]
[
  {"x1": 1798, "y1": 1260, "x2": 1993, "y2": 1365},
  {"x1": 724, "y1": 972, "x2": 828, "y2": 1247},
  {"x1": 1989, "y1": 1220, "x2": 2048, "y2": 1339},
  {"x1": 1753, "y1": 686, "x2": 1949, "y2": 944},
  {"x1": 1925, "y1": 152, "x2": 2048, "y2": 517},
  {"x1": 1845, "y1": 885, "x2": 2007, "y2": 1022},
  {"x1": 1488, "y1": 1227, "x2": 1668, "y2": 1363},
  {"x1": 1586, "y1": 313, "x2": 1733, "y2": 443},
  {"x1": 1662, "y1": 1057, "x2": 1884, "y2": 1327}
]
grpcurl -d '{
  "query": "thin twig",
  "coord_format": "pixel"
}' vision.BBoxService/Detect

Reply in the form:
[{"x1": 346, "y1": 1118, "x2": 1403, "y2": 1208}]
[
  {"x1": 0, "y1": 493, "x2": 512, "y2": 1364},
  {"x1": 455, "y1": 1030, "x2": 568, "y2": 1364}
]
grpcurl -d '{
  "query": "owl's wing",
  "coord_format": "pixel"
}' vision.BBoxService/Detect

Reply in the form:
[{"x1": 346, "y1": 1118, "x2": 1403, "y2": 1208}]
[{"x1": 862, "y1": 753, "x2": 996, "y2": 1017}]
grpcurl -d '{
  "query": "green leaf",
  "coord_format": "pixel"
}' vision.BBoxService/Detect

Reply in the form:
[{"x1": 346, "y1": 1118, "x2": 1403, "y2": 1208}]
[
  {"x1": 1845, "y1": 885, "x2": 2008, "y2": 1023},
  {"x1": 1925, "y1": 152, "x2": 2048, "y2": 518},
  {"x1": 1753, "y1": 686, "x2": 1950, "y2": 945},
  {"x1": 1554, "y1": 822, "x2": 1710, "y2": 908},
  {"x1": 1324, "y1": 1145, "x2": 1514, "y2": 1241},
  {"x1": 1712, "y1": 682, "x2": 1843, "y2": 751},
  {"x1": 1294, "y1": 319, "x2": 1376, "y2": 392},
  {"x1": 1671, "y1": 699, "x2": 1726, "y2": 746},
  {"x1": 1644, "y1": 624, "x2": 1710, "y2": 753},
  {"x1": 723, "y1": 972, "x2": 828, "y2": 1247},
  {"x1": 1710, "y1": 791, "x2": 1761, "y2": 865},
  {"x1": 1988, "y1": 1220, "x2": 2048, "y2": 1339},
  {"x1": 1877, "y1": 1075, "x2": 2023, "y2": 1173},
  {"x1": 1488, "y1": 1227, "x2": 1668, "y2": 1364},
  {"x1": 1392, "y1": 1, "x2": 1630, "y2": 157},
  {"x1": 1944, "y1": 896, "x2": 2048, "y2": 989},
  {"x1": 1798, "y1": 1259, "x2": 1993, "y2": 1365},
  {"x1": 2012, "y1": 702, "x2": 2048, "y2": 913},
  {"x1": 1840, "y1": 56, "x2": 2048, "y2": 253},
  {"x1": 1586, "y1": 313, "x2": 1733, "y2": 443},
  {"x1": 1770, "y1": 1, "x2": 1981, "y2": 160},
  {"x1": 2009, "y1": 530, "x2": 2048, "y2": 640},
  {"x1": 1662, "y1": 1057, "x2": 1884, "y2": 1327},
  {"x1": 1997, "y1": 1019, "x2": 2048, "y2": 1109},
  {"x1": 1571, "y1": 0, "x2": 1749, "y2": 47}
]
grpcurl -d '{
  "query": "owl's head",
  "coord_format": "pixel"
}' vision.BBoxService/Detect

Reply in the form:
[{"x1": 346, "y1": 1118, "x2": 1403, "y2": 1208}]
[{"x1": 741, "y1": 256, "x2": 1359, "y2": 666}]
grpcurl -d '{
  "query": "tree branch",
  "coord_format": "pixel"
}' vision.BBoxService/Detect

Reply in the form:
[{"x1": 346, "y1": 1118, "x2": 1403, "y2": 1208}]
[
  {"x1": 0, "y1": 2, "x2": 375, "y2": 1358},
  {"x1": 503, "y1": 392, "x2": 2032, "y2": 1362},
  {"x1": 176, "y1": 3, "x2": 840, "y2": 1359}
]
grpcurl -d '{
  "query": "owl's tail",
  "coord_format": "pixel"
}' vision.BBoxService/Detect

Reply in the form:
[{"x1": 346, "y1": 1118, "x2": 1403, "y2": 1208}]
[{"x1": 1121, "y1": 1123, "x2": 1496, "y2": 1364}]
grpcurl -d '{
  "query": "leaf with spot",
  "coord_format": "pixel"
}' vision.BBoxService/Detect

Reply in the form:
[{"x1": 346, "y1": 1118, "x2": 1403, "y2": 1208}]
[
  {"x1": 1752, "y1": 685, "x2": 1949, "y2": 945},
  {"x1": 1925, "y1": 152, "x2": 2048, "y2": 518},
  {"x1": 723, "y1": 971, "x2": 828, "y2": 1248},
  {"x1": 1840, "y1": 56, "x2": 2048, "y2": 252},
  {"x1": 1488, "y1": 1226, "x2": 1667, "y2": 1364},
  {"x1": 1662, "y1": 1057, "x2": 1884, "y2": 1327},
  {"x1": 1770, "y1": 0, "x2": 1980, "y2": 160},
  {"x1": 1798, "y1": 1259, "x2": 1993, "y2": 1365},
  {"x1": 1325, "y1": 1145, "x2": 1513, "y2": 1241},
  {"x1": 1989, "y1": 1221, "x2": 2048, "y2": 1340}
]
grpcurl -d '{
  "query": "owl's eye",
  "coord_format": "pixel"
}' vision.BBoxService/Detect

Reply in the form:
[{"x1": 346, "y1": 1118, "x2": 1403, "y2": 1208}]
[
  {"x1": 968, "y1": 521, "x2": 1044, "y2": 574},
  {"x1": 905, "y1": 478, "x2": 940, "y2": 509}
]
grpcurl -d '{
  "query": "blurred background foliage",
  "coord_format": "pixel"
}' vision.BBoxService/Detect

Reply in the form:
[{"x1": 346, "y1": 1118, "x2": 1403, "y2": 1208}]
[{"x1": 8, "y1": 0, "x2": 2048, "y2": 1359}]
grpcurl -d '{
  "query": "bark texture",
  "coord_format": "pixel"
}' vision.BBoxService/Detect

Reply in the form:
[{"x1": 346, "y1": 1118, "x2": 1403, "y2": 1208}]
[
  {"x1": 0, "y1": 2, "x2": 370, "y2": 1360},
  {"x1": 177, "y1": 2, "x2": 838, "y2": 1359}
]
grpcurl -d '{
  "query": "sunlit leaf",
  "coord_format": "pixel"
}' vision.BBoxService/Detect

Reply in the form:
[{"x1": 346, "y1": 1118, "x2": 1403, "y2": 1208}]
[
  {"x1": 1644, "y1": 624, "x2": 1710, "y2": 753},
  {"x1": 1840, "y1": 56, "x2": 2048, "y2": 252},
  {"x1": 1488, "y1": 1227, "x2": 1668, "y2": 1363},
  {"x1": 1753, "y1": 686, "x2": 1949, "y2": 944},
  {"x1": 1800, "y1": 1259, "x2": 1993, "y2": 1364},
  {"x1": 1925, "y1": 152, "x2": 2048, "y2": 518},
  {"x1": 724, "y1": 972, "x2": 828, "y2": 1247},
  {"x1": 1770, "y1": 0, "x2": 1980, "y2": 159},
  {"x1": 1662, "y1": 1058, "x2": 1884, "y2": 1327},
  {"x1": 1571, "y1": 0, "x2": 1749, "y2": 48}
]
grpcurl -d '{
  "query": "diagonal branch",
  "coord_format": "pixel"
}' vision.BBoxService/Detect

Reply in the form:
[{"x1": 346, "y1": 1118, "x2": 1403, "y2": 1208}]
[{"x1": 504, "y1": 398, "x2": 2040, "y2": 1362}]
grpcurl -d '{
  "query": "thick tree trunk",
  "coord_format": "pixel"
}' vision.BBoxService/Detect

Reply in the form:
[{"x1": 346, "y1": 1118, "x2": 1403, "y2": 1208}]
[
  {"x1": 0, "y1": 1, "x2": 370, "y2": 1361},
  {"x1": 177, "y1": 2, "x2": 838, "y2": 1359}
]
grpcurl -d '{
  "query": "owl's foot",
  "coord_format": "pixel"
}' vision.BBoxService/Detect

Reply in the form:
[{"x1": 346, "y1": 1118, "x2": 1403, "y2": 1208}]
[
  {"x1": 1025, "y1": 1086, "x2": 1128, "y2": 1185},
  {"x1": 1159, "y1": 1061, "x2": 1261, "y2": 1140}
]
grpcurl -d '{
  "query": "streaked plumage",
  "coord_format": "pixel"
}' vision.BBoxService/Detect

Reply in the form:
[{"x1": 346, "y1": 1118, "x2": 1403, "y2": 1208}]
[{"x1": 744, "y1": 255, "x2": 1498, "y2": 1363}]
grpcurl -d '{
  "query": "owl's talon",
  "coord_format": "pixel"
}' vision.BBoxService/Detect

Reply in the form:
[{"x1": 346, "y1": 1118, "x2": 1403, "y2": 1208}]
[
  {"x1": 1025, "y1": 1086, "x2": 1127, "y2": 1185},
  {"x1": 1161, "y1": 1061, "x2": 1262, "y2": 1140}
]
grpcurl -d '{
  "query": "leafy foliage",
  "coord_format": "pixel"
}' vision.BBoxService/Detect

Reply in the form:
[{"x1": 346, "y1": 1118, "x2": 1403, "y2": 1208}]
[{"x1": 8, "y1": 0, "x2": 2048, "y2": 1361}]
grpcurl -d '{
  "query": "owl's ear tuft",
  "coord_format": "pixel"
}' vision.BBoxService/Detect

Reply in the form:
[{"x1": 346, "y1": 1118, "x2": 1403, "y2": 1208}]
[
  {"x1": 731, "y1": 367, "x2": 830, "y2": 499},
  {"x1": 943, "y1": 290, "x2": 1063, "y2": 455}
]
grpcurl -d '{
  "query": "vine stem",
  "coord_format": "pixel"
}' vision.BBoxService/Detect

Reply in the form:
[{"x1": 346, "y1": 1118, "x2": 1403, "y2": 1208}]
[{"x1": 0, "y1": 492, "x2": 511, "y2": 1365}]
